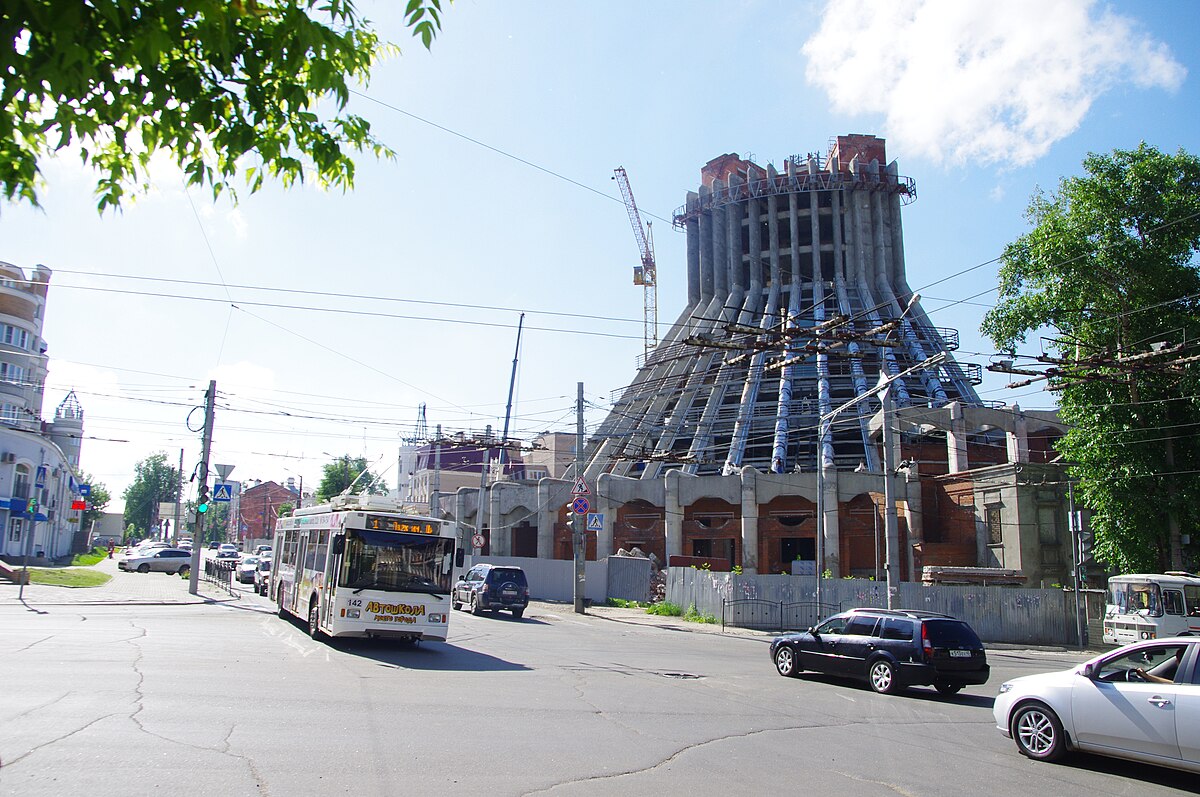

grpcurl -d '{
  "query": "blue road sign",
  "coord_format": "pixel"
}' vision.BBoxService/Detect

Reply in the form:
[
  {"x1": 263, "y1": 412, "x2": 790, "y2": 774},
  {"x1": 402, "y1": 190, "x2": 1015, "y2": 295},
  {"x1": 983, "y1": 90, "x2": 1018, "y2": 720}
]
[
  {"x1": 212, "y1": 482, "x2": 233, "y2": 502},
  {"x1": 79, "y1": 484, "x2": 91, "y2": 497},
  {"x1": 586, "y1": 513, "x2": 604, "y2": 532},
  {"x1": 571, "y1": 496, "x2": 590, "y2": 515}
]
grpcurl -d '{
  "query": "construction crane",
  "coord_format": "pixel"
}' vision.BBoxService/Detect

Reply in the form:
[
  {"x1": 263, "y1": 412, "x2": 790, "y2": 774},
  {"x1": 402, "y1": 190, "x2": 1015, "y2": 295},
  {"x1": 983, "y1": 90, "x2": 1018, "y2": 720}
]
[{"x1": 613, "y1": 167, "x2": 658, "y2": 354}]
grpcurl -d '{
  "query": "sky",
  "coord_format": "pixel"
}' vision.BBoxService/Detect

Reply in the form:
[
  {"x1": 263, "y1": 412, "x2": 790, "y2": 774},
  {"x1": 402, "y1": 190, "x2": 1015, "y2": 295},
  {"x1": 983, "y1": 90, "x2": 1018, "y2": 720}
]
[{"x1": 2, "y1": 0, "x2": 1197, "y2": 514}]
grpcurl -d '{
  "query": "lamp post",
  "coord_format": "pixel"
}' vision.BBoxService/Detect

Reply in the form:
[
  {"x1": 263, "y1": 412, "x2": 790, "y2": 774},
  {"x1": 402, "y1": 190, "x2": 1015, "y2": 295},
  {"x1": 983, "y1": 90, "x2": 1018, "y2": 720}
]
[{"x1": 817, "y1": 351, "x2": 947, "y2": 610}]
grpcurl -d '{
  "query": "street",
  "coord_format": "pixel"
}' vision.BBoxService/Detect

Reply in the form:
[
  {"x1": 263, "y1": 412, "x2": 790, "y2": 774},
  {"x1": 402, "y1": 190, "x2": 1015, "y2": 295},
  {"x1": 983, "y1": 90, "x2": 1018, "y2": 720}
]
[{"x1": 0, "y1": 563, "x2": 1194, "y2": 797}]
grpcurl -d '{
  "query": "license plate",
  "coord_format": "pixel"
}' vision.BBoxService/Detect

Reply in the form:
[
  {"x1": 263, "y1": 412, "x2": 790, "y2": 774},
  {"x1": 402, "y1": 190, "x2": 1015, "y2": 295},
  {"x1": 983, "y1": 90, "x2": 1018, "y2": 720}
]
[
  {"x1": 949, "y1": 650, "x2": 972, "y2": 658},
  {"x1": 502, "y1": 588, "x2": 518, "y2": 599}
]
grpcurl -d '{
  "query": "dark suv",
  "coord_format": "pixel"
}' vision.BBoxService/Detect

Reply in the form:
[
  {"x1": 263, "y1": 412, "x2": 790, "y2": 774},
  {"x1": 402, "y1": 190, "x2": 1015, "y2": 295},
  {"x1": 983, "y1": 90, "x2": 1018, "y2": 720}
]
[
  {"x1": 452, "y1": 564, "x2": 529, "y2": 618},
  {"x1": 769, "y1": 608, "x2": 990, "y2": 695}
]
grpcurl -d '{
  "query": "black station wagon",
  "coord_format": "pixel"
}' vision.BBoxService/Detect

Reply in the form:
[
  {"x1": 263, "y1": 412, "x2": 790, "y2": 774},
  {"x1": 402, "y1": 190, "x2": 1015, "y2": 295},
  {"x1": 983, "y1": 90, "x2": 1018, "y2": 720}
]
[
  {"x1": 452, "y1": 564, "x2": 529, "y2": 618},
  {"x1": 770, "y1": 608, "x2": 990, "y2": 695}
]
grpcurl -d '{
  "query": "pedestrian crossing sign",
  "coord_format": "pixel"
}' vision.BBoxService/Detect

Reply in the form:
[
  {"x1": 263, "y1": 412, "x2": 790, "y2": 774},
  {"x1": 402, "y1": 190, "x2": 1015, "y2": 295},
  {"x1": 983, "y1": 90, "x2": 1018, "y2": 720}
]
[
  {"x1": 586, "y1": 513, "x2": 604, "y2": 532},
  {"x1": 213, "y1": 482, "x2": 233, "y2": 502}
]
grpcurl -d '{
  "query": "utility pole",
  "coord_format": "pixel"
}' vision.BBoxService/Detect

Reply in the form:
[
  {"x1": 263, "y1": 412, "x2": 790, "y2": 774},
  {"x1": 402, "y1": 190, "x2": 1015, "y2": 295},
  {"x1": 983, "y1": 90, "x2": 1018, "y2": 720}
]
[
  {"x1": 574, "y1": 382, "x2": 586, "y2": 614},
  {"x1": 188, "y1": 380, "x2": 216, "y2": 595},
  {"x1": 174, "y1": 448, "x2": 183, "y2": 545},
  {"x1": 881, "y1": 382, "x2": 900, "y2": 608},
  {"x1": 431, "y1": 424, "x2": 442, "y2": 517}
]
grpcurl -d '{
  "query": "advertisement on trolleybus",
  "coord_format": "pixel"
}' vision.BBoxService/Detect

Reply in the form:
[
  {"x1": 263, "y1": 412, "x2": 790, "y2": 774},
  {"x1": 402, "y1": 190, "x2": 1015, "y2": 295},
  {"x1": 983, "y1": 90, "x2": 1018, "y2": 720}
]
[
  {"x1": 1103, "y1": 572, "x2": 1200, "y2": 646},
  {"x1": 272, "y1": 497, "x2": 463, "y2": 643}
]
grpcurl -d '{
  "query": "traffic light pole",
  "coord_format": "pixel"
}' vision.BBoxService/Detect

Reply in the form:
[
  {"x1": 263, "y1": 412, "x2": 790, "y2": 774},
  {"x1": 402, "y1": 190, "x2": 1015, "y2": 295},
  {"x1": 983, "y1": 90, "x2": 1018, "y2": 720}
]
[
  {"x1": 1069, "y1": 480, "x2": 1085, "y2": 647},
  {"x1": 188, "y1": 381, "x2": 216, "y2": 595},
  {"x1": 573, "y1": 382, "x2": 586, "y2": 615}
]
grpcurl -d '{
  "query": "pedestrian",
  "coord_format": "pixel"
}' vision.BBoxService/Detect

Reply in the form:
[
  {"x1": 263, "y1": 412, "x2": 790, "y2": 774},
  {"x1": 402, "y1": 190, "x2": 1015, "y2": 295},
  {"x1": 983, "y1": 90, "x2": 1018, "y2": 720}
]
[{"x1": 107, "y1": 541, "x2": 115, "y2": 559}]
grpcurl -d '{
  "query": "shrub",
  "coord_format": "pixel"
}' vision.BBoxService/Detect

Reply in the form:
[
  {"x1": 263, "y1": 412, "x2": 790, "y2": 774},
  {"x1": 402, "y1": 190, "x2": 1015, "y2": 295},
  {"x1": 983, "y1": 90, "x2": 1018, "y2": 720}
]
[
  {"x1": 645, "y1": 601, "x2": 683, "y2": 617},
  {"x1": 683, "y1": 604, "x2": 718, "y2": 624}
]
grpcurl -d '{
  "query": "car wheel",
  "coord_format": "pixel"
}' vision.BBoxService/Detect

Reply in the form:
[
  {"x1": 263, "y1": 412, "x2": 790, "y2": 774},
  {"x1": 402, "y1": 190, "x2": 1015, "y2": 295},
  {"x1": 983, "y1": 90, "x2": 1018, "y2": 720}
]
[
  {"x1": 934, "y1": 681, "x2": 963, "y2": 696},
  {"x1": 137, "y1": 563, "x2": 150, "y2": 574},
  {"x1": 511, "y1": 608, "x2": 524, "y2": 619},
  {"x1": 1012, "y1": 703, "x2": 1067, "y2": 762},
  {"x1": 308, "y1": 601, "x2": 323, "y2": 640},
  {"x1": 774, "y1": 645, "x2": 801, "y2": 678},
  {"x1": 471, "y1": 595, "x2": 484, "y2": 616},
  {"x1": 452, "y1": 598, "x2": 462, "y2": 611},
  {"x1": 177, "y1": 564, "x2": 190, "y2": 576},
  {"x1": 868, "y1": 659, "x2": 899, "y2": 694}
]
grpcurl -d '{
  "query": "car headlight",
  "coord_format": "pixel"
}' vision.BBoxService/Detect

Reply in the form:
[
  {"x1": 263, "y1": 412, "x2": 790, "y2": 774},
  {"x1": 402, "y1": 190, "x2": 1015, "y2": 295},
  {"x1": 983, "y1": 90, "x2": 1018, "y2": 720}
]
[{"x1": 998, "y1": 682, "x2": 1013, "y2": 694}]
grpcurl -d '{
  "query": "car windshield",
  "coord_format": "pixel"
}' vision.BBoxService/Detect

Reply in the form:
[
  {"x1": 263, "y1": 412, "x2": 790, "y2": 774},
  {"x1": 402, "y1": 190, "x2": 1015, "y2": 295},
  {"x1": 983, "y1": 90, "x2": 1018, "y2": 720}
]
[
  {"x1": 924, "y1": 619, "x2": 982, "y2": 647},
  {"x1": 241, "y1": 557, "x2": 259, "y2": 567},
  {"x1": 259, "y1": 560, "x2": 271, "y2": 571},
  {"x1": 487, "y1": 569, "x2": 527, "y2": 586},
  {"x1": 1109, "y1": 581, "x2": 1163, "y2": 617},
  {"x1": 339, "y1": 529, "x2": 455, "y2": 596}
]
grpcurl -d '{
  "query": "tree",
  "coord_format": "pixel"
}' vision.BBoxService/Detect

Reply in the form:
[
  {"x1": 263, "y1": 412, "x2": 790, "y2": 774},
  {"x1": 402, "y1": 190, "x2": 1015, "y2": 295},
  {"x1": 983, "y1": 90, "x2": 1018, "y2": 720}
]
[
  {"x1": 122, "y1": 452, "x2": 181, "y2": 536},
  {"x1": 316, "y1": 454, "x2": 385, "y2": 502},
  {"x1": 77, "y1": 472, "x2": 110, "y2": 530},
  {"x1": 1, "y1": 0, "x2": 446, "y2": 211},
  {"x1": 982, "y1": 144, "x2": 1200, "y2": 573}
]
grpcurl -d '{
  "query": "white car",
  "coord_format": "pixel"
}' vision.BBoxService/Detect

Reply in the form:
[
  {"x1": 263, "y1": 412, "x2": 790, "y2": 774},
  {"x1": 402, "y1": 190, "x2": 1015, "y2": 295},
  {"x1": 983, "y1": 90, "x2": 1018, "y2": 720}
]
[
  {"x1": 235, "y1": 556, "x2": 260, "y2": 584},
  {"x1": 994, "y1": 637, "x2": 1200, "y2": 773},
  {"x1": 118, "y1": 547, "x2": 193, "y2": 575}
]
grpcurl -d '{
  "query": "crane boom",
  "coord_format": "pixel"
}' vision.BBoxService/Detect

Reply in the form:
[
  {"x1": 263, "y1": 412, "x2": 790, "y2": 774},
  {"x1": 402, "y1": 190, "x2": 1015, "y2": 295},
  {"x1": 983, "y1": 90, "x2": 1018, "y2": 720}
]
[{"x1": 613, "y1": 167, "x2": 658, "y2": 354}]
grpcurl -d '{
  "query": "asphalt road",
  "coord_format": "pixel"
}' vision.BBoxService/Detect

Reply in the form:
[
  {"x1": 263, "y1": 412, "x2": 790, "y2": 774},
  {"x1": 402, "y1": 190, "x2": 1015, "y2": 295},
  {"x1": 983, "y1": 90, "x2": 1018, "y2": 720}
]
[{"x1": 0, "y1": 564, "x2": 1194, "y2": 797}]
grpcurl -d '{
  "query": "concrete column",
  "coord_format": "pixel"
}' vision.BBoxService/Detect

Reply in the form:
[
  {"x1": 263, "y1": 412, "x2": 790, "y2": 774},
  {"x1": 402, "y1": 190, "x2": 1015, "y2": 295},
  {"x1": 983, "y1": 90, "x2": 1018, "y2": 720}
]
[
  {"x1": 664, "y1": 469, "x2": 684, "y2": 559},
  {"x1": 489, "y1": 485, "x2": 507, "y2": 556},
  {"x1": 739, "y1": 466, "x2": 759, "y2": 574},
  {"x1": 536, "y1": 479, "x2": 564, "y2": 559},
  {"x1": 830, "y1": 190, "x2": 845, "y2": 281},
  {"x1": 822, "y1": 469, "x2": 841, "y2": 577},
  {"x1": 947, "y1": 402, "x2": 969, "y2": 473},
  {"x1": 810, "y1": 190, "x2": 822, "y2": 288},
  {"x1": 1007, "y1": 405, "x2": 1029, "y2": 464},
  {"x1": 902, "y1": 466, "x2": 923, "y2": 582},
  {"x1": 789, "y1": 191, "x2": 802, "y2": 286},
  {"x1": 685, "y1": 192, "x2": 701, "y2": 307},
  {"x1": 727, "y1": 199, "x2": 743, "y2": 292},
  {"x1": 767, "y1": 193, "x2": 781, "y2": 290},
  {"x1": 748, "y1": 197, "x2": 762, "y2": 292},
  {"x1": 698, "y1": 194, "x2": 714, "y2": 302},
  {"x1": 712, "y1": 187, "x2": 729, "y2": 298},
  {"x1": 595, "y1": 473, "x2": 615, "y2": 557}
]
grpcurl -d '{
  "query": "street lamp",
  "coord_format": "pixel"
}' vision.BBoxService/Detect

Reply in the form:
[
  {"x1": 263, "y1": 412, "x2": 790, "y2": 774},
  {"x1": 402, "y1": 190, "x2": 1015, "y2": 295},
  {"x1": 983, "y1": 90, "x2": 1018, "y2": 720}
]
[{"x1": 816, "y1": 351, "x2": 947, "y2": 609}]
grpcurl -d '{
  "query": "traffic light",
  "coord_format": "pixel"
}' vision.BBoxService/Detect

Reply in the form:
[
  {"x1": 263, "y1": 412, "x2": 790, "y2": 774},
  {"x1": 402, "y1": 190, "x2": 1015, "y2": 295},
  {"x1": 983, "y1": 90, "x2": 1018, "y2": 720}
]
[
  {"x1": 1078, "y1": 529, "x2": 1094, "y2": 562},
  {"x1": 27, "y1": 497, "x2": 38, "y2": 517},
  {"x1": 196, "y1": 483, "x2": 210, "y2": 515}
]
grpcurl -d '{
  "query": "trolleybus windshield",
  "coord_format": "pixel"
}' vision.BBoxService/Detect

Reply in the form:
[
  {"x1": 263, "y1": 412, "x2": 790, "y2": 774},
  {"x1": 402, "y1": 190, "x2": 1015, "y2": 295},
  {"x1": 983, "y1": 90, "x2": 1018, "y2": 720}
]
[{"x1": 341, "y1": 529, "x2": 455, "y2": 595}]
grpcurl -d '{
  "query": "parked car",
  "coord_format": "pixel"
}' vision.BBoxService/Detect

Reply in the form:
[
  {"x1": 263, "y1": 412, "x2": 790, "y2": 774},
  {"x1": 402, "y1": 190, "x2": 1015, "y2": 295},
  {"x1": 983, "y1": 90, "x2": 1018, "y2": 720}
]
[
  {"x1": 254, "y1": 544, "x2": 272, "y2": 556},
  {"x1": 452, "y1": 564, "x2": 529, "y2": 618},
  {"x1": 993, "y1": 637, "x2": 1199, "y2": 773},
  {"x1": 118, "y1": 547, "x2": 193, "y2": 575},
  {"x1": 769, "y1": 608, "x2": 990, "y2": 695},
  {"x1": 254, "y1": 558, "x2": 272, "y2": 596},
  {"x1": 215, "y1": 543, "x2": 240, "y2": 561},
  {"x1": 236, "y1": 556, "x2": 260, "y2": 584},
  {"x1": 208, "y1": 541, "x2": 219, "y2": 550}
]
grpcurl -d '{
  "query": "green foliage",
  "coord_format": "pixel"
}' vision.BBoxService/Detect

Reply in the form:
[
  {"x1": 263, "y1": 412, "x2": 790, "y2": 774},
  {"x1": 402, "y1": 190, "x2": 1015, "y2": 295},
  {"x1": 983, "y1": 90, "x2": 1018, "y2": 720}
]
[
  {"x1": 122, "y1": 453, "x2": 180, "y2": 536},
  {"x1": 689, "y1": 562, "x2": 712, "y2": 571},
  {"x1": 317, "y1": 455, "x2": 386, "y2": 501},
  {"x1": 731, "y1": 565, "x2": 743, "y2": 575},
  {"x1": 683, "y1": 604, "x2": 718, "y2": 624},
  {"x1": 982, "y1": 144, "x2": 1200, "y2": 572},
  {"x1": 822, "y1": 568, "x2": 832, "y2": 579},
  {"x1": 71, "y1": 547, "x2": 108, "y2": 566},
  {"x1": 644, "y1": 601, "x2": 683, "y2": 617},
  {"x1": 607, "y1": 598, "x2": 647, "y2": 609},
  {"x1": 276, "y1": 502, "x2": 294, "y2": 518},
  {"x1": 1, "y1": 0, "x2": 448, "y2": 211}
]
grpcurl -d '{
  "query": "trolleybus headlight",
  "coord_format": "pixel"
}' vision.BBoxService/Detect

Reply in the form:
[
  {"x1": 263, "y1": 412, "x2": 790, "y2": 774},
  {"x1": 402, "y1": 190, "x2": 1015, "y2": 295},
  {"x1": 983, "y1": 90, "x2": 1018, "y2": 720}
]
[
  {"x1": 427, "y1": 614, "x2": 445, "y2": 624},
  {"x1": 346, "y1": 609, "x2": 361, "y2": 619}
]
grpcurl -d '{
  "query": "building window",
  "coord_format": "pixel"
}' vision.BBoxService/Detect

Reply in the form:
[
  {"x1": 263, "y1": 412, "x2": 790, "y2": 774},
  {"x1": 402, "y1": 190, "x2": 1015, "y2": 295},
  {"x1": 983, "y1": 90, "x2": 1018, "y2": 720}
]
[
  {"x1": 13, "y1": 464, "x2": 30, "y2": 499},
  {"x1": 1037, "y1": 506, "x2": 1059, "y2": 544},
  {"x1": 0, "y1": 362, "x2": 24, "y2": 384},
  {"x1": 2, "y1": 325, "x2": 29, "y2": 350},
  {"x1": 0, "y1": 404, "x2": 17, "y2": 423},
  {"x1": 8, "y1": 517, "x2": 21, "y2": 542},
  {"x1": 986, "y1": 505, "x2": 1003, "y2": 545}
]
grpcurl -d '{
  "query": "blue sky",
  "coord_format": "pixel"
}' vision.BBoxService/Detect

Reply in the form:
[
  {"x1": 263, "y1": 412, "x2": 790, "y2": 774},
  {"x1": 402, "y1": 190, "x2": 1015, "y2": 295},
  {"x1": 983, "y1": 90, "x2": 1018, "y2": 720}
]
[{"x1": 3, "y1": 0, "x2": 1197, "y2": 511}]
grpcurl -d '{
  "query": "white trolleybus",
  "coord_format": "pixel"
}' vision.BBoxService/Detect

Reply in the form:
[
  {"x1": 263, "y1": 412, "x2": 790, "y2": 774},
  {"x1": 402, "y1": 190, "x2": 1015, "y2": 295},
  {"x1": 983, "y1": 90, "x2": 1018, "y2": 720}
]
[
  {"x1": 272, "y1": 496, "x2": 463, "y2": 644},
  {"x1": 1103, "y1": 572, "x2": 1200, "y2": 646}
]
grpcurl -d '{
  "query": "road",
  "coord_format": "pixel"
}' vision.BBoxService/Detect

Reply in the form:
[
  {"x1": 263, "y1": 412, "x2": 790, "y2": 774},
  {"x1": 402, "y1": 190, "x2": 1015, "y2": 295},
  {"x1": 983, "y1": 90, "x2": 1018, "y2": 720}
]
[{"x1": 0, "y1": 562, "x2": 1194, "y2": 797}]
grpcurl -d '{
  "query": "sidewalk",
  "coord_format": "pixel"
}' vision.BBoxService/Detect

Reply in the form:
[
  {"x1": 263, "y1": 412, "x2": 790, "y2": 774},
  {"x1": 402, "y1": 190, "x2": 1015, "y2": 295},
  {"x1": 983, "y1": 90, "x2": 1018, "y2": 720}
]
[
  {"x1": 0, "y1": 553, "x2": 239, "y2": 607},
  {"x1": 532, "y1": 599, "x2": 775, "y2": 641}
]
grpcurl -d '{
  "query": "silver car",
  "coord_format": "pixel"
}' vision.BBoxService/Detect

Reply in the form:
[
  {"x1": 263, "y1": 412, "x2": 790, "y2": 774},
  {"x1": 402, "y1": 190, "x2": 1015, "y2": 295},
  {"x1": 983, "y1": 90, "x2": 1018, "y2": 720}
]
[
  {"x1": 118, "y1": 547, "x2": 193, "y2": 575},
  {"x1": 994, "y1": 637, "x2": 1199, "y2": 773}
]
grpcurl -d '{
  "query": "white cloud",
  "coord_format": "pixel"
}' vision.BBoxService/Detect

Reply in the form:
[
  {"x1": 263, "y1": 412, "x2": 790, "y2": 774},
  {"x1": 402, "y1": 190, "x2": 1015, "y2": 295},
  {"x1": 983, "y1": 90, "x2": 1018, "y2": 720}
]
[
  {"x1": 802, "y1": 0, "x2": 1185, "y2": 167},
  {"x1": 208, "y1": 361, "x2": 277, "y2": 394}
]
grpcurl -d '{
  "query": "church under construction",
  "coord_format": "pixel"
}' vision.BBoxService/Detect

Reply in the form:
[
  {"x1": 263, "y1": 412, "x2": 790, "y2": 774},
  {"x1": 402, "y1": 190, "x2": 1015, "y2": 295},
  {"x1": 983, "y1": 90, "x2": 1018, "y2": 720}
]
[{"x1": 453, "y1": 135, "x2": 1071, "y2": 587}]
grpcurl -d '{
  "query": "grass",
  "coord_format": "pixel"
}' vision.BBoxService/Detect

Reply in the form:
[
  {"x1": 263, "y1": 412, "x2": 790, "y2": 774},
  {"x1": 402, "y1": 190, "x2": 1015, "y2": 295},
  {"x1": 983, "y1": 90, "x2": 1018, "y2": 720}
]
[
  {"x1": 645, "y1": 601, "x2": 684, "y2": 617},
  {"x1": 683, "y1": 604, "x2": 718, "y2": 624},
  {"x1": 26, "y1": 568, "x2": 112, "y2": 587},
  {"x1": 71, "y1": 547, "x2": 109, "y2": 566}
]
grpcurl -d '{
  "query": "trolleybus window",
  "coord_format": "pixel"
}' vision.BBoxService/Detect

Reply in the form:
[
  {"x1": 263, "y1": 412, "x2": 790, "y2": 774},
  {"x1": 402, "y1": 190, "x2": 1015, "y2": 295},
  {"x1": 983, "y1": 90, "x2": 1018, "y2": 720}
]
[{"x1": 341, "y1": 529, "x2": 454, "y2": 595}]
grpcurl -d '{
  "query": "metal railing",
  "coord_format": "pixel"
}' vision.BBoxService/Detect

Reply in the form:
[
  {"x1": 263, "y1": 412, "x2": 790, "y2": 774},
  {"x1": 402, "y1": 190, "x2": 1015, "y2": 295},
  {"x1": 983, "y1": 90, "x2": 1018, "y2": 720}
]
[{"x1": 203, "y1": 558, "x2": 236, "y2": 595}]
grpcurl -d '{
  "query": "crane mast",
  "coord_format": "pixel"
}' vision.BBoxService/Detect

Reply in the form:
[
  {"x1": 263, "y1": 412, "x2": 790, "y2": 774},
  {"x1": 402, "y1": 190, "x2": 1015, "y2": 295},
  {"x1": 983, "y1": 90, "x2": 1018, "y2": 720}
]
[{"x1": 613, "y1": 167, "x2": 658, "y2": 354}]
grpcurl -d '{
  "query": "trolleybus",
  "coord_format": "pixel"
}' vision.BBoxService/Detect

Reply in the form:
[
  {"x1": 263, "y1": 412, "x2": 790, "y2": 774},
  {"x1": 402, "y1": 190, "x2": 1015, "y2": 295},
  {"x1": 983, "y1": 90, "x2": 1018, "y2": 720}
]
[
  {"x1": 272, "y1": 496, "x2": 462, "y2": 644},
  {"x1": 1102, "y1": 572, "x2": 1200, "y2": 645}
]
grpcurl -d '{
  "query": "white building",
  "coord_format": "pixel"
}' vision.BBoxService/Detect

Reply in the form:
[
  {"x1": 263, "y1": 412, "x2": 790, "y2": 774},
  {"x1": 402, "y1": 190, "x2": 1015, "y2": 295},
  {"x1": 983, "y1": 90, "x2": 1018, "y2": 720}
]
[{"x1": 0, "y1": 261, "x2": 87, "y2": 562}]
